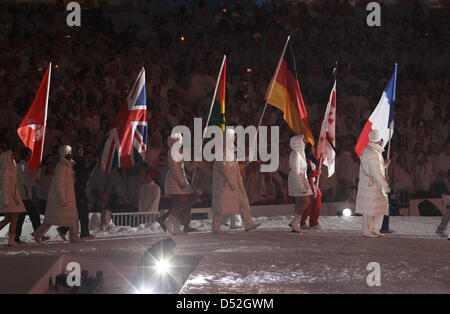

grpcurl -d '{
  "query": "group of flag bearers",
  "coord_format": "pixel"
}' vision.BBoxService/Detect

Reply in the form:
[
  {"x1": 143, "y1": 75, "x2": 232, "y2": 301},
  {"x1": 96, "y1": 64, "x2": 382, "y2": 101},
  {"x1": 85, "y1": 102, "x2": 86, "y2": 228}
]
[
  {"x1": 161, "y1": 36, "x2": 398, "y2": 237},
  {"x1": 0, "y1": 35, "x2": 405, "y2": 245}
]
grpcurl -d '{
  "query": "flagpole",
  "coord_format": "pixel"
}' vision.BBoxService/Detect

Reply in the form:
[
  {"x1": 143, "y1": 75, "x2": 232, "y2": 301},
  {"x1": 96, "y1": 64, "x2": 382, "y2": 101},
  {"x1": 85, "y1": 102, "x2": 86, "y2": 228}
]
[
  {"x1": 314, "y1": 62, "x2": 337, "y2": 198},
  {"x1": 385, "y1": 63, "x2": 397, "y2": 176},
  {"x1": 249, "y1": 36, "x2": 290, "y2": 161},
  {"x1": 38, "y1": 62, "x2": 51, "y2": 178},
  {"x1": 204, "y1": 55, "x2": 226, "y2": 138},
  {"x1": 191, "y1": 55, "x2": 226, "y2": 186},
  {"x1": 41, "y1": 63, "x2": 51, "y2": 162},
  {"x1": 385, "y1": 126, "x2": 393, "y2": 178}
]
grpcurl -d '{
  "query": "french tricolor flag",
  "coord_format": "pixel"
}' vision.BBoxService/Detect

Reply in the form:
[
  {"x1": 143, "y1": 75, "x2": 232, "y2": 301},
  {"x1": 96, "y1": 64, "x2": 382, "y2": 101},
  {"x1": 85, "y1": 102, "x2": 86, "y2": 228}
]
[{"x1": 355, "y1": 64, "x2": 397, "y2": 157}]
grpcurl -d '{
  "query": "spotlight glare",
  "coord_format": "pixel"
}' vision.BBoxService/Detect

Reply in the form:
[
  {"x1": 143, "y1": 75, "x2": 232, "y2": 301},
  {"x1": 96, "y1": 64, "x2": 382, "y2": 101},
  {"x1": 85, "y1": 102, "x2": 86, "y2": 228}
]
[
  {"x1": 343, "y1": 208, "x2": 352, "y2": 217},
  {"x1": 137, "y1": 287, "x2": 153, "y2": 294},
  {"x1": 156, "y1": 259, "x2": 171, "y2": 274}
]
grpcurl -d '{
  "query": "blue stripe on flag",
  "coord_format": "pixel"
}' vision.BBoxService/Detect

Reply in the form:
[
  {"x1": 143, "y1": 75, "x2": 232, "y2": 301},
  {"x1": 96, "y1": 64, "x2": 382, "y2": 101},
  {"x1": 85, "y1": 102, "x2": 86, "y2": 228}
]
[
  {"x1": 385, "y1": 65, "x2": 397, "y2": 128},
  {"x1": 136, "y1": 85, "x2": 147, "y2": 107}
]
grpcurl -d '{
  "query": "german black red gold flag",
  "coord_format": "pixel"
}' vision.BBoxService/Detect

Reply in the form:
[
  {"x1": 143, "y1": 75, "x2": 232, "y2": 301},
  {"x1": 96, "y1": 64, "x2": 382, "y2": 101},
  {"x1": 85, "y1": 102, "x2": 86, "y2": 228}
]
[{"x1": 265, "y1": 38, "x2": 314, "y2": 145}]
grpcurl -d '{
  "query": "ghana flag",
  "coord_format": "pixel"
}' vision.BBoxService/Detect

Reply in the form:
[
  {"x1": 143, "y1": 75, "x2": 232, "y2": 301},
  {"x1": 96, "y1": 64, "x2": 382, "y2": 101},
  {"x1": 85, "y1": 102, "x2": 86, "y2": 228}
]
[
  {"x1": 206, "y1": 55, "x2": 226, "y2": 132},
  {"x1": 265, "y1": 37, "x2": 314, "y2": 145}
]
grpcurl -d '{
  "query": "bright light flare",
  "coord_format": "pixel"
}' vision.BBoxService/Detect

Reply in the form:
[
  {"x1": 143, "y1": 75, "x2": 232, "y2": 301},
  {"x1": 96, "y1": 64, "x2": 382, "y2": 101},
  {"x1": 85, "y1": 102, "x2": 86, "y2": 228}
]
[
  {"x1": 343, "y1": 208, "x2": 352, "y2": 217},
  {"x1": 155, "y1": 259, "x2": 171, "y2": 274},
  {"x1": 136, "y1": 287, "x2": 153, "y2": 294}
]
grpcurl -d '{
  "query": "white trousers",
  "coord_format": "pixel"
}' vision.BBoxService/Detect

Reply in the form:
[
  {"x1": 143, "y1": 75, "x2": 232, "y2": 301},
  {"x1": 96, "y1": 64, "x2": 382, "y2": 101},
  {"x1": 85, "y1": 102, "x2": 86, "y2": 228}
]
[{"x1": 363, "y1": 215, "x2": 384, "y2": 235}]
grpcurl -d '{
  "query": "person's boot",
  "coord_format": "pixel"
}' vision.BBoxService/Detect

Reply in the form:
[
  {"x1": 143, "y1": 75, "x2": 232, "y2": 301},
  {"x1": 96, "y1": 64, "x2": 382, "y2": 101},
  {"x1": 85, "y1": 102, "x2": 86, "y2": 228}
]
[
  {"x1": 183, "y1": 225, "x2": 198, "y2": 233},
  {"x1": 363, "y1": 232, "x2": 379, "y2": 238},
  {"x1": 56, "y1": 227, "x2": 67, "y2": 241},
  {"x1": 435, "y1": 229, "x2": 448, "y2": 238},
  {"x1": 371, "y1": 229, "x2": 385, "y2": 237},
  {"x1": 31, "y1": 232, "x2": 42, "y2": 244},
  {"x1": 289, "y1": 215, "x2": 302, "y2": 233},
  {"x1": 157, "y1": 216, "x2": 167, "y2": 232},
  {"x1": 8, "y1": 234, "x2": 19, "y2": 246},
  {"x1": 245, "y1": 222, "x2": 261, "y2": 232},
  {"x1": 14, "y1": 237, "x2": 25, "y2": 245},
  {"x1": 212, "y1": 215, "x2": 226, "y2": 234},
  {"x1": 69, "y1": 237, "x2": 85, "y2": 244},
  {"x1": 166, "y1": 216, "x2": 180, "y2": 235}
]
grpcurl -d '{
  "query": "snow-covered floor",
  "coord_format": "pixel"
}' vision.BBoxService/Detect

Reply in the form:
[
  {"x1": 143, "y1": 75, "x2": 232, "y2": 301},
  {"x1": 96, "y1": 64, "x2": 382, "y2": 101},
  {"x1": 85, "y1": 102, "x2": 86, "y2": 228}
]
[
  {"x1": 0, "y1": 215, "x2": 447, "y2": 246},
  {"x1": 0, "y1": 216, "x2": 448, "y2": 294},
  {"x1": 178, "y1": 230, "x2": 449, "y2": 294}
]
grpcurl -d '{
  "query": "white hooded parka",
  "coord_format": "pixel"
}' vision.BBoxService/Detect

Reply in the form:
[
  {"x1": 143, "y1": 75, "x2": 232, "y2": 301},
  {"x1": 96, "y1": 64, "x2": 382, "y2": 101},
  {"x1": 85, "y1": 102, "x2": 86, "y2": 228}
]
[
  {"x1": 355, "y1": 142, "x2": 390, "y2": 216},
  {"x1": 43, "y1": 146, "x2": 79, "y2": 226},
  {"x1": 288, "y1": 135, "x2": 313, "y2": 197},
  {"x1": 0, "y1": 151, "x2": 26, "y2": 214},
  {"x1": 165, "y1": 133, "x2": 193, "y2": 195},
  {"x1": 211, "y1": 129, "x2": 251, "y2": 215}
]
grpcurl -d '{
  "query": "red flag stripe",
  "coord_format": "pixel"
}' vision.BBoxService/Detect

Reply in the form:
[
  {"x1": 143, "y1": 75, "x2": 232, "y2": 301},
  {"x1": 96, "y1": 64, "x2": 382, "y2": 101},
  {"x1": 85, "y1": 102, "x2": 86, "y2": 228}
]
[
  {"x1": 17, "y1": 64, "x2": 51, "y2": 173},
  {"x1": 355, "y1": 120, "x2": 373, "y2": 157}
]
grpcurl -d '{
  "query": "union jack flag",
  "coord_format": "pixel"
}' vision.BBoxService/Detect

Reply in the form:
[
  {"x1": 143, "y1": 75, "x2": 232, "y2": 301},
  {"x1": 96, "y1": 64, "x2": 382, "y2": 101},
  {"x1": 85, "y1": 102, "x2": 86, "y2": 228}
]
[{"x1": 100, "y1": 68, "x2": 148, "y2": 174}]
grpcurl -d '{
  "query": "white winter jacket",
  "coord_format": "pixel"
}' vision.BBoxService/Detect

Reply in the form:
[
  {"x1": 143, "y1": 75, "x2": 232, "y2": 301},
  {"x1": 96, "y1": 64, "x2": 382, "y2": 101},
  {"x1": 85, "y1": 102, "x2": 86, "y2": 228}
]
[
  {"x1": 288, "y1": 136, "x2": 312, "y2": 197},
  {"x1": 212, "y1": 129, "x2": 251, "y2": 215},
  {"x1": 211, "y1": 159, "x2": 250, "y2": 215},
  {"x1": 165, "y1": 134, "x2": 192, "y2": 195},
  {"x1": 0, "y1": 151, "x2": 26, "y2": 214},
  {"x1": 355, "y1": 143, "x2": 390, "y2": 216},
  {"x1": 44, "y1": 152, "x2": 78, "y2": 226}
]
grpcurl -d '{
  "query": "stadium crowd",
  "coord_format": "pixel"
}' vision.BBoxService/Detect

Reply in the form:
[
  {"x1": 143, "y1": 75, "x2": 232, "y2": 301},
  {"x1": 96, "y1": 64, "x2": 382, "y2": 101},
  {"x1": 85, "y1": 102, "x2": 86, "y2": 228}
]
[{"x1": 0, "y1": 0, "x2": 448, "y2": 233}]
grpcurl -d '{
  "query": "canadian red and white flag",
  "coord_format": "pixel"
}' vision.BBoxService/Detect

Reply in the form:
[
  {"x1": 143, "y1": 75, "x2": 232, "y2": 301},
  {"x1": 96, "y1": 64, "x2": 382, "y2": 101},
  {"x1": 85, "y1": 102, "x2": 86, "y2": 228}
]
[
  {"x1": 316, "y1": 67, "x2": 336, "y2": 177},
  {"x1": 17, "y1": 63, "x2": 51, "y2": 173}
]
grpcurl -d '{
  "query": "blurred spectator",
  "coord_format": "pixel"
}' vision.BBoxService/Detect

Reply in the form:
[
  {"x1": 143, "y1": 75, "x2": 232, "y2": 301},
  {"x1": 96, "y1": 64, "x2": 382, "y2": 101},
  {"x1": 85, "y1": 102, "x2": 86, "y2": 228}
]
[
  {"x1": 411, "y1": 151, "x2": 433, "y2": 198},
  {"x1": 335, "y1": 135, "x2": 359, "y2": 201}
]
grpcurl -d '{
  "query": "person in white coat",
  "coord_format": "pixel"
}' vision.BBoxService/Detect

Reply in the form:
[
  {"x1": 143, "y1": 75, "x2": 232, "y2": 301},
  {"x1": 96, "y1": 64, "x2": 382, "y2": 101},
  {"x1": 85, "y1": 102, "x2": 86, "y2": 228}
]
[
  {"x1": 288, "y1": 135, "x2": 312, "y2": 233},
  {"x1": 164, "y1": 133, "x2": 197, "y2": 234},
  {"x1": 138, "y1": 169, "x2": 161, "y2": 212},
  {"x1": 355, "y1": 129, "x2": 391, "y2": 238},
  {"x1": 0, "y1": 150, "x2": 26, "y2": 246},
  {"x1": 32, "y1": 145, "x2": 82, "y2": 243},
  {"x1": 211, "y1": 129, "x2": 260, "y2": 234}
]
